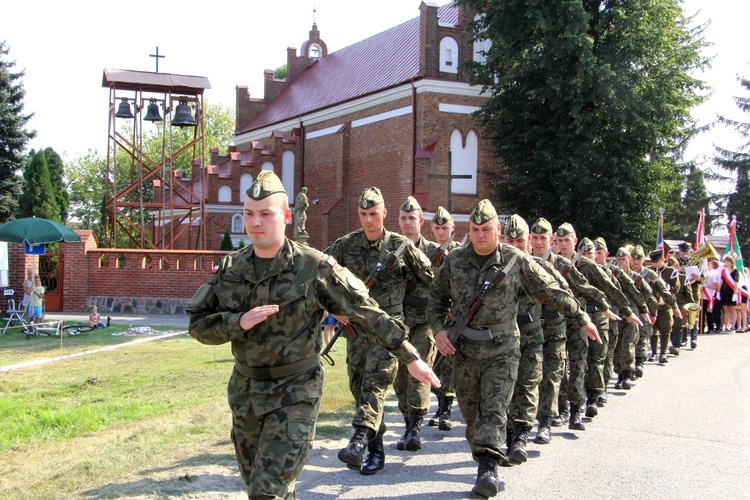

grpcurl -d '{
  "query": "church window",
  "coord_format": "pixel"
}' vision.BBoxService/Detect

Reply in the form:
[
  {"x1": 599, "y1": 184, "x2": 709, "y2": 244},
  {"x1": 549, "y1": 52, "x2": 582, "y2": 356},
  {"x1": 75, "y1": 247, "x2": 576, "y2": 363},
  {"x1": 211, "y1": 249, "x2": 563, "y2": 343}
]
[
  {"x1": 309, "y1": 43, "x2": 321, "y2": 59},
  {"x1": 282, "y1": 151, "x2": 295, "y2": 199},
  {"x1": 450, "y1": 129, "x2": 478, "y2": 195},
  {"x1": 240, "y1": 173, "x2": 253, "y2": 201},
  {"x1": 218, "y1": 185, "x2": 232, "y2": 202},
  {"x1": 473, "y1": 14, "x2": 492, "y2": 64},
  {"x1": 440, "y1": 37, "x2": 459, "y2": 74}
]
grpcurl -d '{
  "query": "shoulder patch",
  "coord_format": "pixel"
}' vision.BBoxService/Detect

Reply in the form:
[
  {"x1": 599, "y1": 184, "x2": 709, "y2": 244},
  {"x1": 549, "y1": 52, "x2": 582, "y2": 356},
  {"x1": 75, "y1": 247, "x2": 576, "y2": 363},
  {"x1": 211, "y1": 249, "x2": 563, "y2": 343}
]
[
  {"x1": 325, "y1": 255, "x2": 337, "y2": 267},
  {"x1": 212, "y1": 264, "x2": 219, "y2": 274}
]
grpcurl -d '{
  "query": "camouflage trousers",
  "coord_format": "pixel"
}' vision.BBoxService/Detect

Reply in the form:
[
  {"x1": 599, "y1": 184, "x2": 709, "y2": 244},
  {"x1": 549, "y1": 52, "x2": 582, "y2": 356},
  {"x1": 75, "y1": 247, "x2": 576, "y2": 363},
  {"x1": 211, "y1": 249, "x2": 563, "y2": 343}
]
[
  {"x1": 394, "y1": 321, "x2": 437, "y2": 416},
  {"x1": 584, "y1": 311, "x2": 610, "y2": 397},
  {"x1": 231, "y1": 398, "x2": 320, "y2": 499},
  {"x1": 432, "y1": 353, "x2": 455, "y2": 398},
  {"x1": 454, "y1": 333, "x2": 520, "y2": 461},
  {"x1": 604, "y1": 319, "x2": 619, "y2": 385},
  {"x1": 613, "y1": 320, "x2": 638, "y2": 374},
  {"x1": 347, "y1": 333, "x2": 398, "y2": 434},
  {"x1": 538, "y1": 316, "x2": 567, "y2": 418},
  {"x1": 564, "y1": 322, "x2": 590, "y2": 407},
  {"x1": 635, "y1": 322, "x2": 654, "y2": 358},
  {"x1": 651, "y1": 309, "x2": 674, "y2": 356},
  {"x1": 508, "y1": 323, "x2": 543, "y2": 432}
]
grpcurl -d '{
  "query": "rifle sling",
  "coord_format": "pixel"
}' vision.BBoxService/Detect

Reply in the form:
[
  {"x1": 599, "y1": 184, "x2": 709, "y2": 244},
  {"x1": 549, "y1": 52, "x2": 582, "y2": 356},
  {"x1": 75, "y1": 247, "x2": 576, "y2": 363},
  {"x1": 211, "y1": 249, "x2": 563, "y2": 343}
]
[{"x1": 462, "y1": 320, "x2": 517, "y2": 341}]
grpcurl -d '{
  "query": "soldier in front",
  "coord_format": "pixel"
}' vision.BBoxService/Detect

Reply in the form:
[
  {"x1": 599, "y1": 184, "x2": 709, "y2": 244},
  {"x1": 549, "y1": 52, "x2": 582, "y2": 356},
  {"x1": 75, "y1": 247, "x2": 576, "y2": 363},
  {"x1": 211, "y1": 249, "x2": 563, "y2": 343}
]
[{"x1": 186, "y1": 172, "x2": 438, "y2": 499}]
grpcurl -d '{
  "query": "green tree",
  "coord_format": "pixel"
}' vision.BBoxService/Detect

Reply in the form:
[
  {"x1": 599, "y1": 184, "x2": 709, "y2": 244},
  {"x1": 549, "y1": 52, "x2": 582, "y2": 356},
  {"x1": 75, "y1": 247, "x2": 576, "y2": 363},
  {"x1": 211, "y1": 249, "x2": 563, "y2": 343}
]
[
  {"x1": 274, "y1": 64, "x2": 287, "y2": 80},
  {"x1": 460, "y1": 0, "x2": 709, "y2": 246},
  {"x1": 18, "y1": 149, "x2": 59, "y2": 220},
  {"x1": 665, "y1": 163, "x2": 714, "y2": 245},
  {"x1": 44, "y1": 147, "x2": 69, "y2": 221},
  {"x1": 220, "y1": 229, "x2": 234, "y2": 250},
  {"x1": 66, "y1": 149, "x2": 107, "y2": 239},
  {"x1": 715, "y1": 76, "x2": 750, "y2": 253},
  {"x1": 0, "y1": 41, "x2": 35, "y2": 223}
]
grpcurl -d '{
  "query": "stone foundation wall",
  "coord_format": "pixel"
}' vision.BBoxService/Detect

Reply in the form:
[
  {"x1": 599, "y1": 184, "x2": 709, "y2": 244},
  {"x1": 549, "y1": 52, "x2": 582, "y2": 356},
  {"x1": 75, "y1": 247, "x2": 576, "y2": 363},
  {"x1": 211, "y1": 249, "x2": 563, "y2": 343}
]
[{"x1": 88, "y1": 296, "x2": 191, "y2": 315}]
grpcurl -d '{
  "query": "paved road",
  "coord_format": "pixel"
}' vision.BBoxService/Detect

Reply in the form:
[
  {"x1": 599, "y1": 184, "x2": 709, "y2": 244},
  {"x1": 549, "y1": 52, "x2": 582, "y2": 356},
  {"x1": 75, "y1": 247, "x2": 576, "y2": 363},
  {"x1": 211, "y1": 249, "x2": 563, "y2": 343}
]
[{"x1": 297, "y1": 331, "x2": 750, "y2": 499}]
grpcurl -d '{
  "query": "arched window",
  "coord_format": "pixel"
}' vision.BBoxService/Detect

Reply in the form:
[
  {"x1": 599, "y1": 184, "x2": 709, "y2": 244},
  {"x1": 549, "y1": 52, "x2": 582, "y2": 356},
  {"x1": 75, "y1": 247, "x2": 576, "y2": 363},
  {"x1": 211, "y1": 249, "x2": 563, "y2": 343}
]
[
  {"x1": 261, "y1": 162, "x2": 274, "y2": 172},
  {"x1": 282, "y1": 151, "x2": 295, "y2": 199},
  {"x1": 218, "y1": 185, "x2": 232, "y2": 203},
  {"x1": 308, "y1": 43, "x2": 322, "y2": 59},
  {"x1": 473, "y1": 14, "x2": 492, "y2": 64},
  {"x1": 232, "y1": 214, "x2": 243, "y2": 234},
  {"x1": 240, "y1": 173, "x2": 253, "y2": 201},
  {"x1": 450, "y1": 129, "x2": 478, "y2": 195},
  {"x1": 440, "y1": 37, "x2": 459, "y2": 74}
]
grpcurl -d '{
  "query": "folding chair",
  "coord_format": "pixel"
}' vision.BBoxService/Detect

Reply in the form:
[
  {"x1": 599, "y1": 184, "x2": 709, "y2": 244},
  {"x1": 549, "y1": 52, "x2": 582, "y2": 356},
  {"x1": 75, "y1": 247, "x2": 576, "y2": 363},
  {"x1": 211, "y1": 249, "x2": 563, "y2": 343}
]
[{"x1": 3, "y1": 290, "x2": 29, "y2": 335}]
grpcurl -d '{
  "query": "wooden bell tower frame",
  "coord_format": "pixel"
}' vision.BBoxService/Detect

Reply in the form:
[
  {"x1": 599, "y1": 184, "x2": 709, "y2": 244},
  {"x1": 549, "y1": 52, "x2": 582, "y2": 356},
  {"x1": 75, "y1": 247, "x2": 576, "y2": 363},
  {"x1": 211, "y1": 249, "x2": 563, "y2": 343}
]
[{"x1": 102, "y1": 69, "x2": 211, "y2": 250}]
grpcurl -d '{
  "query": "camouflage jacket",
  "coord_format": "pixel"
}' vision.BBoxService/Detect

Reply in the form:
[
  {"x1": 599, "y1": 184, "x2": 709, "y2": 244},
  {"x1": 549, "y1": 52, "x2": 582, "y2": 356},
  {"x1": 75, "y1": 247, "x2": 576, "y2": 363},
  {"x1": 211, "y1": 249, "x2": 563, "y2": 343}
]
[
  {"x1": 325, "y1": 229, "x2": 433, "y2": 316},
  {"x1": 575, "y1": 256, "x2": 634, "y2": 317},
  {"x1": 629, "y1": 269, "x2": 658, "y2": 316},
  {"x1": 430, "y1": 239, "x2": 461, "y2": 274},
  {"x1": 402, "y1": 235, "x2": 441, "y2": 327},
  {"x1": 636, "y1": 266, "x2": 677, "y2": 310},
  {"x1": 186, "y1": 238, "x2": 419, "y2": 416},
  {"x1": 607, "y1": 264, "x2": 648, "y2": 315},
  {"x1": 428, "y1": 243, "x2": 591, "y2": 339},
  {"x1": 547, "y1": 253, "x2": 609, "y2": 312}
]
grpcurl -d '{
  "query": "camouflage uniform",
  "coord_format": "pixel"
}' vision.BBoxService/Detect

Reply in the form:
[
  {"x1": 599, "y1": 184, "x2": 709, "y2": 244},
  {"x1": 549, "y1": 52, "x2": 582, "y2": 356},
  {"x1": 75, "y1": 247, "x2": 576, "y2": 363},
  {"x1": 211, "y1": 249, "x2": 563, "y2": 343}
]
[
  {"x1": 186, "y1": 174, "x2": 419, "y2": 498},
  {"x1": 670, "y1": 259, "x2": 695, "y2": 353},
  {"x1": 326, "y1": 229, "x2": 432, "y2": 431},
  {"x1": 627, "y1": 264, "x2": 658, "y2": 378},
  {"x1": 428, "y1": 218, "x2": 591, "y2": 466}
]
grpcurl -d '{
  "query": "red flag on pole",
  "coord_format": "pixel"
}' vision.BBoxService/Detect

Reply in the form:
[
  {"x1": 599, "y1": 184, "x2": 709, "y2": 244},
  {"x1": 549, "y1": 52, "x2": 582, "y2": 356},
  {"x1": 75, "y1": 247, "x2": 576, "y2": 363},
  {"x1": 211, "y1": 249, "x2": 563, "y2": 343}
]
[{"x1": 695, "y1": 209, "x2": 705, "y2": 249}]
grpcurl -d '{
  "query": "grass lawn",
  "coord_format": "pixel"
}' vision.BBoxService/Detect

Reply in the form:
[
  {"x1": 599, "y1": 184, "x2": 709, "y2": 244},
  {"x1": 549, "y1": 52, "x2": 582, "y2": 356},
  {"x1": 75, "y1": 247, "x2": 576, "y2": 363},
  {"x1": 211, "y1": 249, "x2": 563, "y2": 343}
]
[{"x1": 0, "y1": 323, "x2": 354, "y2": 498}]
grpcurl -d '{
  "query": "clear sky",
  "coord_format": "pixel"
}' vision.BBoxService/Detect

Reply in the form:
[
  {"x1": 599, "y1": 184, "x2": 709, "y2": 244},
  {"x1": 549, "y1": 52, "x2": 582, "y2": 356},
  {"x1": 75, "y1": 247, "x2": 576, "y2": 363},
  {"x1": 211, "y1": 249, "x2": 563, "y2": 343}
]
[{"x1": 2, "y1": 0, "x2": 748, "y2": 196}]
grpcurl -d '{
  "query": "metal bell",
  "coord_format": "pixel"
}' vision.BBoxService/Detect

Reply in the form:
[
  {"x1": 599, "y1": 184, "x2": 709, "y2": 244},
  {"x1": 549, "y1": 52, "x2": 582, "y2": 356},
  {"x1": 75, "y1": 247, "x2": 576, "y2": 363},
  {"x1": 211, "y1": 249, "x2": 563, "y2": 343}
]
[
  {"x1": 144, "y1": 100, "x2": 163, "y2": 122},
  {"x1": 171, "y1": 100, "x2": 196, "y2": 127},
  {"x1": 115, "y1": 99, "x2": 134, "y2": 119}
]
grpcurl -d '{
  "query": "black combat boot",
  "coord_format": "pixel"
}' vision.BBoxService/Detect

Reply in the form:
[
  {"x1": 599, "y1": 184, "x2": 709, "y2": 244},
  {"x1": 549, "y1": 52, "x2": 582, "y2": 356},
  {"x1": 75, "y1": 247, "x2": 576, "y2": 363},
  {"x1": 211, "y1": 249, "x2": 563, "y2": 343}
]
[
  {"x1": 614, "y1": 373, "x2": 623, "y2": 389},
  {"x1": 428, "y1": 397, "x2": 444, "y2": 427},
  {"x1": 585, "y1": 393, "x2": 598, "y2": 418},
  {"x1": 508, "y1": 428, "x2": 529, "y2": 464},
  {"x1": 659, "y1": 353, "x2": 668, "y2": 364},
  {"x1": 534, "y1": 416, "x2": 552, "y2": 445},
  {"x1": 338, "y1": 426, "x2": 374, "y2": 470},
  {"x1": 690, "y1": 327, "x2": 698, "y2": 349},
  {"x1": 404, "y1": 414, "x2": 423, "y2": 451},
  {"x1": 360, "y1": 433, "x2": 385, "y2": 475},
  {"x1": 621, "y1": 372, "x2": 633, "y2": 390},
  {"x1": 552, "y1": 403, "x2": 569, "y2": 427},
  {"x1": 438, "y1": 396, "x2": 454, "y2": 431},
  {"x1": 396, "y1": 414, "x2": 409, "y2": 450},
  {"x1": 668, "y1": 345, "x2": 680, "y2": 356},
  {"x1": 635, "y1": 357, "x2": 645, "y2": 378},
  {"x1": 596, "y1": 389, "x2": 607, "y2": 407},
  {"x1": 568, "y1": 403, "x2": 585, "y2": 431},
  {"x1": 472, "y1": 453, "x2": 500, "y2": 498}
]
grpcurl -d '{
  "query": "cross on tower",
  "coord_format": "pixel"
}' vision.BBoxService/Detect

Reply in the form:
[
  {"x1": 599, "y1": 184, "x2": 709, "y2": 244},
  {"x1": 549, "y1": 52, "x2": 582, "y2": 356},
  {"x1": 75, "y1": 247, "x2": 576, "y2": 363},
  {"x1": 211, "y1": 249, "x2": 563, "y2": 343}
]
[
  {"x1": 150, "y1": 46, "x2": 165, "y2": 73},
  {"x1": 427, "y1": 152, "x2": 472, "y2": 214}
]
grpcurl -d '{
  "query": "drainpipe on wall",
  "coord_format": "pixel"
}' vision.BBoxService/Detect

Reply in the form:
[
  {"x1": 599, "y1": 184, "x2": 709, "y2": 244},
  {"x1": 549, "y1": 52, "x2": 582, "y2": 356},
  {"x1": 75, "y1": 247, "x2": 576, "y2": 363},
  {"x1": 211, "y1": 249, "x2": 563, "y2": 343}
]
[
  {"x1": 298, "y1": 116, "x2": 305, "y2": 189},
  {"x1": 411, "y1": 79, "x2": 417, "y2": 195}
]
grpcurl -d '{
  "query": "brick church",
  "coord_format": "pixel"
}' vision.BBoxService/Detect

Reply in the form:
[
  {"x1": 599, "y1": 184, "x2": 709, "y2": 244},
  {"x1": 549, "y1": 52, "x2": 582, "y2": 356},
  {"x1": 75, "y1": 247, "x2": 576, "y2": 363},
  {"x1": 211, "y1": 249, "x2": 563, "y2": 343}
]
[{"x1": 200, "y1": 1, "x2": 498, "y2": 250}]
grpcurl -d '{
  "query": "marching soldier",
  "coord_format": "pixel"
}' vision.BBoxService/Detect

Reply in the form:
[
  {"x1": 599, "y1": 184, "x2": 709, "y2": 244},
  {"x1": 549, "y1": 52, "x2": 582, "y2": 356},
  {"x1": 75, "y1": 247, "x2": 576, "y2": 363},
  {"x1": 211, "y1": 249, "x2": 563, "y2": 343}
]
[
  {"x1": 648, "y1": 250, "x2": 683, "y2": 364},
  {"x1": 428, "y1": 206, "x2": 461, "y2": 430},
  {"x1": 394, "y1": 196, "x2": 439, "y2": 452},
  {"x1": 429, "y1": 200, "x2": 600, "y2": 498},
  {"x1": 186, "y1": 171, "x2": 438, "y2": 498},
  {"x1": 325, "y1": 187, "x2": 434, "y2": 475}
]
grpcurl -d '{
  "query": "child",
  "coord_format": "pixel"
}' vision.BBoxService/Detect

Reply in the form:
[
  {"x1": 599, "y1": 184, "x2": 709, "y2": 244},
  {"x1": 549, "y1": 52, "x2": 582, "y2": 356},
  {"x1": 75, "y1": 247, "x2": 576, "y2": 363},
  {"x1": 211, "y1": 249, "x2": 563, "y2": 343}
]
[
  {"x1": 89, "y1": 305, "x2": 106, "y2": 328},
  {"x1": 29, "y1": 276, "x2": 45, "y2": 325}
]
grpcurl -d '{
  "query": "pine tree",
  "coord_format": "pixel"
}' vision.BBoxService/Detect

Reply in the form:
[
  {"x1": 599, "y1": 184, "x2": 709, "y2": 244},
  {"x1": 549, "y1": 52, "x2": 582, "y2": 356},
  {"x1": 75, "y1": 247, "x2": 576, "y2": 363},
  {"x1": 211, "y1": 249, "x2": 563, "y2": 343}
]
[
  {"x1": 18, "y1": 149, "x2": 59, "y2": 220},
  {"x1": 0, "y1": 41, "x2": 35, "y2": 223},
  {"x1": 715, "y1": 76, "x2": 750, "y2": 252},
  {"x1": 220, "y1": 229, "x2": 234, "y2": 250},
  {"x1": 44, "y1": 147, "x2": 69, "y2": 221}
]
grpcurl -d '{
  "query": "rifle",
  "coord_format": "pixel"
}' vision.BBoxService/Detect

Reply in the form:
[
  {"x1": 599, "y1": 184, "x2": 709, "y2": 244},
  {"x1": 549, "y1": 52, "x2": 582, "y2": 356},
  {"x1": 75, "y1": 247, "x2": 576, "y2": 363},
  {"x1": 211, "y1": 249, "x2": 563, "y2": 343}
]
[
  {"x1": 321, "y1": 322, "x2": 358, "y2": 366},
  {"x1": 429, "y1": 237, "x2": 454, "y2": 264},
  {"x1": 363, "y1": 238, "x2": 410, "y2": 289},
  {"x1": 559, "y1": 249, "x2": 583, "y2": 278},
  {"x1": 435, "y1": 254, "x2": 517, "y2": 370}
]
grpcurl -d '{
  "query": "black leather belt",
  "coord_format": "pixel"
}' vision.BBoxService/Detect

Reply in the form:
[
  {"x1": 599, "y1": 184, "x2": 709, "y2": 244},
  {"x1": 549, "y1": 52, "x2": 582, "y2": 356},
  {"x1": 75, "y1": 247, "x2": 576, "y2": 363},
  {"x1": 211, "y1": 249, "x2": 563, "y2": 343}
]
[
  {"x1": 541, "y1": 308, "x2": 562, "y2": 320},
  {"x1": 404, "y1": 296, "x2": 429, "y2": 308},
  {"x1": 585, "y1": 304, "x2": 599, "y2": 313},
  {"x1": 516, "y1": 313, "x2": 534, "y2": 325}
]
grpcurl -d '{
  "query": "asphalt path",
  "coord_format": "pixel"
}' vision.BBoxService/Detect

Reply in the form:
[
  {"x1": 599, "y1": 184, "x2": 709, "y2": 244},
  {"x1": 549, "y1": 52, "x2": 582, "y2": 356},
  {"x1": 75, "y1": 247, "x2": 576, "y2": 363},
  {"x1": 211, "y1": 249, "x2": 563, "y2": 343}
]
[{"x1": 297, "y1": 331, "x2": 750, "y2": 499}]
